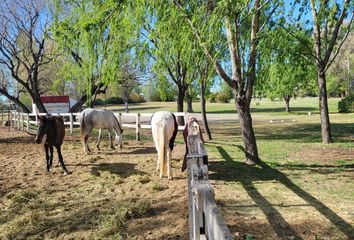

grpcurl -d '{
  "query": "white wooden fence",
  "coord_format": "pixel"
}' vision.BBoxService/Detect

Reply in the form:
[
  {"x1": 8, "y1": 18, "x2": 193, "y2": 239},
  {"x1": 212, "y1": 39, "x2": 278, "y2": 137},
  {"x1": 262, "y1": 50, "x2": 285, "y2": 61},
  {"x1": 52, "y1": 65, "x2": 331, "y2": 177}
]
[
  {"x1": 186, "y1": 124, "x2": 232, "y2": 239},
  {"x1": 7, "y1": 111, "x2": 188, "y2": 141}
]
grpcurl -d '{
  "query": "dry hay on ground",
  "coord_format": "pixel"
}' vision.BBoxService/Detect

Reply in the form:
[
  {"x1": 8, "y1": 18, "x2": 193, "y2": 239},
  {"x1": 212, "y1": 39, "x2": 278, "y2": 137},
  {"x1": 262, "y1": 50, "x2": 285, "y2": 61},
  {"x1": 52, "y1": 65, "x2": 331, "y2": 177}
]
[{"x1": 0, "y1": 126, "x2": 188, "y2": 239}]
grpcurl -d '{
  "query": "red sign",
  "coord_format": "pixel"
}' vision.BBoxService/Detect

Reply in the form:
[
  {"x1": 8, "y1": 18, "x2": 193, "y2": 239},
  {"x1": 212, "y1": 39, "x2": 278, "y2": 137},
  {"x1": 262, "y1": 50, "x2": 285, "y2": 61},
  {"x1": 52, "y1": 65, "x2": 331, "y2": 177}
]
[
  {"x1": 33, "y1": 96, "x2": 70, "y2": 113},
  {"x1": 40, "y1": 96, "x2": 69, "y2": 103}
]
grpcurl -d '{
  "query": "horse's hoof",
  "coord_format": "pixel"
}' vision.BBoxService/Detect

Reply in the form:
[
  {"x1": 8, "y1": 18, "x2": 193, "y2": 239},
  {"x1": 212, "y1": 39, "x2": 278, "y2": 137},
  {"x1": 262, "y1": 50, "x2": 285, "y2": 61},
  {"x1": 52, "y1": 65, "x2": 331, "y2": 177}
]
[
  {"x1": 63, "y1": 171, "x2": 69, "y2": 176},
  {"x1": 111, "y1": 146, "x2": 116, "y2": 150}
]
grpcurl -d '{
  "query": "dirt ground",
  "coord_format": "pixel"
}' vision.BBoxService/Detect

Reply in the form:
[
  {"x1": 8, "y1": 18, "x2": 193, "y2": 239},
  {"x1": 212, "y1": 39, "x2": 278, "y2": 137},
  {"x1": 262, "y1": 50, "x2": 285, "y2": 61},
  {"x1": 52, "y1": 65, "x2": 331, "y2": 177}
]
[
  {"x1": 1, "y1": 117, "x2": 354, "y2": 240},
  {"x1": 0, "y1": 126, "x2": 188, "y2": 239}
]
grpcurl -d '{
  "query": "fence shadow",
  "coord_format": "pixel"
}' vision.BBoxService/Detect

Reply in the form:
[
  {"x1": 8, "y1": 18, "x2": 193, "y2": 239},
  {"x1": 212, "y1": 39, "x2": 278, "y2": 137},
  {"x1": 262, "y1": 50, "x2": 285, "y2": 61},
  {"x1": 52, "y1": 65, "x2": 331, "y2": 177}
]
[{"x1": 208, "y1": 146, "x2": 354, "y2": 239}]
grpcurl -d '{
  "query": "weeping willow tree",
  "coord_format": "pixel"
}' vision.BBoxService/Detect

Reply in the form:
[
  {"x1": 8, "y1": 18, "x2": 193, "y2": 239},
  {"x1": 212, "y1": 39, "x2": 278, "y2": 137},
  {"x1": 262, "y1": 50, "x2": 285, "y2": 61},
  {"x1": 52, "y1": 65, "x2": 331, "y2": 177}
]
[
  {"x1": 136, "y1": 0, "x2": 207, "y2": 123},
  {"x1": 52, "y1": 0, "x2": 142, "y2": 112}
]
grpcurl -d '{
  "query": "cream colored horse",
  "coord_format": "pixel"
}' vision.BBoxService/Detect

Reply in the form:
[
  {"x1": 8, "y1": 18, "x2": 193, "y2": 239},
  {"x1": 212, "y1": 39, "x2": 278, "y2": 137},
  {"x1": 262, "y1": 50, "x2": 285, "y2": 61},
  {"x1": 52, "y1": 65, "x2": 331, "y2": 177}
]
[
  {"x1": 79, "y1": 108, "x2": 123, "y2": 153},
  {"x1": 151, "y1": 111, "x2": 178, "y2": 180}
]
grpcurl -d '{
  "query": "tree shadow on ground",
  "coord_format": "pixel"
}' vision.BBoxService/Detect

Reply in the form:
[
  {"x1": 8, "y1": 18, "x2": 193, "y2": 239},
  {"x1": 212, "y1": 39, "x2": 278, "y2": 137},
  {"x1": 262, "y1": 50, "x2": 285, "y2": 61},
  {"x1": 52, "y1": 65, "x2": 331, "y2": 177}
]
[
  {"x1": 91, "y1": 162, "x2": 146, "y2": 178},
  {"x1": 255, "y1": 123, "x2": 353, "y2": 143},
  {"x1": 0, "y1": 135, "x2": 34, "y2": 144},
  {"x1": 208, "y1": 146, "x2": 354, "y2": 239},
  {"x1": 213, "y1": 123, "x2": 354, "y2": 143},
  {"x1": 267, "y1": 162, "x2": 354, "y2": 175},
  {"x1": 125, "y1": 146, "x2": 156, "y2": 155},
  {"x1": 210, "y1": 121, "x2": 353, "y2": 144}
]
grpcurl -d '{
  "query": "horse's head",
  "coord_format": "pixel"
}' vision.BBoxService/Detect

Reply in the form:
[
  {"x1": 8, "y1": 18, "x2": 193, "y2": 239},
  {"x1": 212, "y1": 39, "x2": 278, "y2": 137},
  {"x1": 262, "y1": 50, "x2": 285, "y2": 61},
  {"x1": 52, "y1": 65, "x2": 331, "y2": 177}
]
[
  {"x1": 115, "y1": 133, "x2": 123, "y2": 148},
  {"x1": 35, "y1": 115, "x2": 50, "y2": 144}
]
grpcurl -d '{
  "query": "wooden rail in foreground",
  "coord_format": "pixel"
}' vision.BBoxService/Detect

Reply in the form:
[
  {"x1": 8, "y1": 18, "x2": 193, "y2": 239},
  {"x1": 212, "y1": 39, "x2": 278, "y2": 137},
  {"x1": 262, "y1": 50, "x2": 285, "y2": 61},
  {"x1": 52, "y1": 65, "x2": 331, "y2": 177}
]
[
  {"x1": 186, "y1": 126, "x2": 232, "y2": 239},
  {"x1": 8, "y1": 111, "x2": 188, "y2": 140}
]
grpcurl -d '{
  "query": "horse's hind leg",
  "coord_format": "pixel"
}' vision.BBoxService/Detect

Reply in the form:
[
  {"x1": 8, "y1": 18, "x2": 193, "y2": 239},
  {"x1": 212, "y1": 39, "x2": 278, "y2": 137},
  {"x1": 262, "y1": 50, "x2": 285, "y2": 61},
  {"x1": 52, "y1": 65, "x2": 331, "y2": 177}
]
[
  {"x1": 49, "y1": 146, "x2": 54, "y2": 169},
  {"x1": 109, "y1": 129, "x2": 115, "y2": 150},
  {"x1": 56, "y1": 145, "x2": 68, "y2": 175},
  {"x1": 44, "y1": 144, "x2": 50, "y2": 172},
  {"x1": 167, "y1": 149, "x2": 172, "y2": 180},
  {"x1": 83, "y1": 127, "x2": 93, "y2": 153},
  {"x1": 96, "y1": 129, "x2": 102, "y2": 150}
]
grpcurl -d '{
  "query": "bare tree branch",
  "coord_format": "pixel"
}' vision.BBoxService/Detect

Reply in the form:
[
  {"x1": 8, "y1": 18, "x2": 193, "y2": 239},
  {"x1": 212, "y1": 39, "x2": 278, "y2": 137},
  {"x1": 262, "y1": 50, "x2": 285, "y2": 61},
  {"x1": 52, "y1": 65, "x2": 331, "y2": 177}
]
[{"x1": 325, "y1": 12, "x2": 354, "y2": 72}]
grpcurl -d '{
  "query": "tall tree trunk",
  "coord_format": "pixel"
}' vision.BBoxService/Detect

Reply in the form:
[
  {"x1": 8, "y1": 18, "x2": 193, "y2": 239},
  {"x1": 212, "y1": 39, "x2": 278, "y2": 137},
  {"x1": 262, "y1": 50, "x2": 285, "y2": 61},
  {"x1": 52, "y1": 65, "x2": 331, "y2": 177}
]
[
  {"x1": 32, "y1": 96, "x2": 47, "y2": 113},
  {"x1": 124, "y1": 101, "x2": 129, "y2": 113},
  {"x1": 177, "y1": 86, "x2": 185, "y2": 125},
  {"x1": 235, "y1": 93, "x2": 259, "y2": 165},
  {"x1": 200, "y1": 78, "x2": 212, "y2": 140},
  {"x1": 318, "y1": 71, "x2": 332, "y2": 143},
  {"x1": 123, "y1": 87, "x2": 129, "y2": 113},
  {"x1": 283, "y1": 95, "x2": 291, "y2": 112},
  {"x1": 185, "y1": 90, "x2": 193, "y2": 113}
]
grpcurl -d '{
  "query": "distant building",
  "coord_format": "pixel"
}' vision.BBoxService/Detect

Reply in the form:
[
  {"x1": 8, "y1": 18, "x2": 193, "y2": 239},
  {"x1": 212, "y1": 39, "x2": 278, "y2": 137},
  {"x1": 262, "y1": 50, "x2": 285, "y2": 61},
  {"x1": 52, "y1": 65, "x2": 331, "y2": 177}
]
[{"x1": 32, "y1": 96, "x2": 77, "y2": 114}]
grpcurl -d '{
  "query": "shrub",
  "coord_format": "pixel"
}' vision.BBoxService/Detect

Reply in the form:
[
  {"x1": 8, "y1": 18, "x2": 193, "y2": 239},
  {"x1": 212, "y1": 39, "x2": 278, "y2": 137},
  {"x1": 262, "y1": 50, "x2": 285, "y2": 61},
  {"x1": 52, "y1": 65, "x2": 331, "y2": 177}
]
[
  {"x1": 129, "y1": 93, "x2": 146, "y2": 103},
  {"x1": 208, "y1": 93, "x2": 217, "y2": 103},
  {"x1": 106, "y1": 97, "x2": 124, "y2": 104},
  {"x1": 93, "y1": 99, "x2": 105, "y2": 105},
  {"x1": 216, "y1": 92, "x2": 231, "y2": 103},
  {"x1": 338, "y1": 94, "x2": 354, "y2": 113}
]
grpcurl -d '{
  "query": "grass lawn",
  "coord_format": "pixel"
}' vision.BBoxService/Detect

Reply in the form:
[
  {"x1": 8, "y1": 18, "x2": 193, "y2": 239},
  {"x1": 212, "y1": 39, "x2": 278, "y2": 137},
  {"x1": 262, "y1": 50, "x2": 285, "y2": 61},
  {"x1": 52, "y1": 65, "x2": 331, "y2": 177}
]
[
  {"x1": 101, "y1": 97, "x2": 342, "y2": 115},
  {"x1": 203, "y1": 110, "x2": 353, "y2": 239}
]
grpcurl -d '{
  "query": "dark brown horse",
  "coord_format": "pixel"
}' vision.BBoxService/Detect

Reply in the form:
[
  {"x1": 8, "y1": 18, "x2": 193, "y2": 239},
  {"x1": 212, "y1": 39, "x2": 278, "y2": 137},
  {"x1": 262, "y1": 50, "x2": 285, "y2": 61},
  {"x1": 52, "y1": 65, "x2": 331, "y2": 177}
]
[{"x1": 35, "y1": 115, "x2": 68, "y2": 175}]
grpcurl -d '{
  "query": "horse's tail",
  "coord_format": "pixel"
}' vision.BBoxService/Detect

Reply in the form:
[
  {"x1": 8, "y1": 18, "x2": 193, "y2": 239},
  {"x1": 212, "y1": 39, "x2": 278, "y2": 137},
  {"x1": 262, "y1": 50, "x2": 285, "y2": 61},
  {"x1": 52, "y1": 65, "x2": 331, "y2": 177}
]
[
  {"x1": 169, "y1": 113, "x2": 178, "y2": 151},
  {"x1": 158, "y1": 124, "x2": 168, "y2": 177},
  {"x1": 80, "y1": 111, "x2": 86, "y2": 140}
]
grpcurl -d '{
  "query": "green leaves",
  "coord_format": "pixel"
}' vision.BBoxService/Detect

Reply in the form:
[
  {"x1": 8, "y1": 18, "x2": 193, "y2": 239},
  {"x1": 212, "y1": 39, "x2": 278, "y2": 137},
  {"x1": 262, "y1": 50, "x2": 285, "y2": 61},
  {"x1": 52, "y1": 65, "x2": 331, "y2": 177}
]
[{"x1": 51, "y1": 0, "x2": 143, "y2": 102}]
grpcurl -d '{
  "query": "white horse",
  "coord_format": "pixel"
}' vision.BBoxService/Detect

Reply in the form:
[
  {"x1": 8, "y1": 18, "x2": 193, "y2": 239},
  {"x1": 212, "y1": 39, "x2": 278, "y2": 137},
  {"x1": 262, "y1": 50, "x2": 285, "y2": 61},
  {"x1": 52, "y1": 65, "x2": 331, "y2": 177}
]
[
  {"x1": 151, "y1": 111, "x2": 178, "y2": 180},
  {"x1": 79, "y1": 108, "x2": 123, "y2": 153}
]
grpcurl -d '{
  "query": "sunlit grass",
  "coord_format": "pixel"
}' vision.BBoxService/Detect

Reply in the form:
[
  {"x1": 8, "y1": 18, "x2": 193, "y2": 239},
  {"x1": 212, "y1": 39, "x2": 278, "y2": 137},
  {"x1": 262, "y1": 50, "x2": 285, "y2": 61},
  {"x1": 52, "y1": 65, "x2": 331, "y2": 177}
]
[{"x1": 99, "y1": 97, "x2": 342, "y2": 115}]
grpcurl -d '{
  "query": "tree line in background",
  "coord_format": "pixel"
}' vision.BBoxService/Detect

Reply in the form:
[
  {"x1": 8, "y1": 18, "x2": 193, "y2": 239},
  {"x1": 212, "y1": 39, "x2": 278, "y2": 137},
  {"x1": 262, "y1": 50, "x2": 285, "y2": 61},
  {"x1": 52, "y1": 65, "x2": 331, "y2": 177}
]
[{"x1": 0, "y1": 0, "x2": 353, "y2": 164}]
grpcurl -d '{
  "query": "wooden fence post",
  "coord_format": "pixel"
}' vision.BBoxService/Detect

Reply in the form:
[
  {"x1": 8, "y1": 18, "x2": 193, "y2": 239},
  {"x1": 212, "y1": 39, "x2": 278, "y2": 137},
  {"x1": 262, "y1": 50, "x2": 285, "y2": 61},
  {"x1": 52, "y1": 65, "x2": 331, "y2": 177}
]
[
  {"x1": 8, "y1": 111, "x2": 10, "y2": 131},
  {"x1": 9, "y1": 111, "x2": 12, "y2": 128},
  {"x1": 13, "y1": 112, "x2": 15, "y2": 129},
  {"x1": 184, "y1": 112, "x2": 188, "y2": 127},
  {"x1": 26, "y1": 113, "x2": 29, "y2": 131},
  {"x1": 17, "y1": 112, "x2": 20, "y2": 129},
  {"x1": 136, "y1": 113, "x2": 140, "y2": 141},
  {"x1": 21, "y1": 112, "x2": 24, "y2": 131},
  {"x1": 69, "y1": 113, "x2": 73, "y2": 134}
]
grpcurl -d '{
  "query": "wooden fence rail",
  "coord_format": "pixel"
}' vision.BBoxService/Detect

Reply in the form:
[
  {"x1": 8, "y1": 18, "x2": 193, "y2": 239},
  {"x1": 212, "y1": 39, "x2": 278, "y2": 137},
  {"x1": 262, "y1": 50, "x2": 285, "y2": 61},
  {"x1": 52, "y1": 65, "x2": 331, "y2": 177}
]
[
  {"x1": 8, "y1": 111, "x2": 188, "y2": 140},
  {"x1": 187, "y1": 126, "x2": 232, "y2": 240}
]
